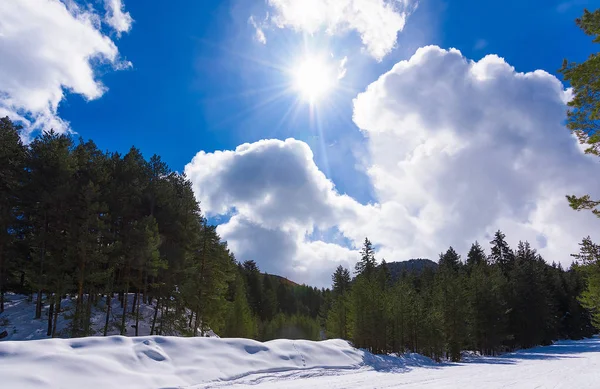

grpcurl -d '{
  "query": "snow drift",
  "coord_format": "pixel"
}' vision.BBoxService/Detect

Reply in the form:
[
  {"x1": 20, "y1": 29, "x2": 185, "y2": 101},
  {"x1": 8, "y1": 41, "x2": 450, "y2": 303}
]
[{"x1": 0, "y1": 336, "x2": 365, "y2": 388}]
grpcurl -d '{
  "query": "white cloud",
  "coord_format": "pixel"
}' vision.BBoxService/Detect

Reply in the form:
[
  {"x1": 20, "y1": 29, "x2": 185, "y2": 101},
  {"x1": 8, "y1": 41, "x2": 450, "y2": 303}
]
[
  {"x1": 0, "y1": 0, "x2": 130, "y2": 135},
  {"x1": 104, "y1": 0, "x2": 133, "y2": 37},
  {"x1": 184, "y1": 138, "x2": 363, "y2": 286},
  {"x1": 186, "y1": 46, "x2": 600, "y2": 287},
  {"x1": 249, "y1": 15, "x2": 267, "y2": 44},
  {"x1": 352, "y1": 45, "x2": 600, "y2": 265},
  {"x1": 264, "y1": 0, "x2": 416, "y2": 60}
]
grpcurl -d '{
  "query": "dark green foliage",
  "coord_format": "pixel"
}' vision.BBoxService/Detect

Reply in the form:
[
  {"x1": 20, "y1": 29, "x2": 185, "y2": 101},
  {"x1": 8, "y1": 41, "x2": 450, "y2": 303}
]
[
  {"x1": 573, "y1": 237, "x2": 600, "y2": 329},
  {"x1": 0, "y1": 118, "x2": 26, "y2": 313},
  {"x1": 0, "y1": 118, "x2": 236, "y2": 338},
  {"x1": 560, "y1": 9, "x2": 600, "y2": 160},
  {"x1": 355, "y1": 238, "x2": 377, "y2": 276},
  {"x1": 489, "y1": 230, "x2": 515, "y2": 275},
  {"x1": 324, "y1": 231, "x2": 595, "y2": 361},
  {"x1": 438, "y1": 247, "x2": 461, "y2": 272}
]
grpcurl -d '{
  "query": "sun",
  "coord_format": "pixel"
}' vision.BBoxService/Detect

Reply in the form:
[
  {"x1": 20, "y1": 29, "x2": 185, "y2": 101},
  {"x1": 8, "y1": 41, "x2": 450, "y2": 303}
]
[{"x1": 292, "y1": 56, "x2": 335, "y2": 103}]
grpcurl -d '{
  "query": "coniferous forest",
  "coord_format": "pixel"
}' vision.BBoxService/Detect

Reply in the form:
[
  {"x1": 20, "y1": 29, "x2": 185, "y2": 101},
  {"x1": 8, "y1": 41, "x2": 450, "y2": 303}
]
[
  {"x1": 1, "y1": 8, "x2": 600, "y2": 363},
  {"x1": 0, "y1": 117, "x2": 596, "y2": 361},
  {"x1": 323, "y1": 237, "x2": 595, "y2": 361}
]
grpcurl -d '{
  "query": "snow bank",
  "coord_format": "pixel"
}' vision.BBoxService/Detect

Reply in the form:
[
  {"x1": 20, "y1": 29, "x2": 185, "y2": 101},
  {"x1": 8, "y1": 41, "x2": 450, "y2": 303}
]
[{"x1": 0, "y1": 336, "x2": 364, "y2": 389}]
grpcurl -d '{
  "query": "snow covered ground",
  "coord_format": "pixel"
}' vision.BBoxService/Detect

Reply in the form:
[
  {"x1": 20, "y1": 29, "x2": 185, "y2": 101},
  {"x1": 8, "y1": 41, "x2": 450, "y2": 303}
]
[
  {"x1": 0, "y1": 293, "x2": 216, "y2": 341},
  {"x1": 1, "y1": 334, "x2": 599, "y2": 388}
]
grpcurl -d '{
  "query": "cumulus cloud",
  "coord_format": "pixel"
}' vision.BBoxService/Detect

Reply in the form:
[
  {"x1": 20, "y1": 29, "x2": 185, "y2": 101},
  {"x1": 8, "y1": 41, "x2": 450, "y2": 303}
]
[
  {"x1": 0, "y1": 0, "x2": 130, "y2": 135},
  {"x1": 185, "y1": 138, "x2": 362, "y2": 285},
  {"x1": 186, "y1": 46, "x2": 600, "y2": 287},
  {"x1": 263, "y1": 0, "x2": 416, "y2": 60},
  {"x1": 104, "y1": 0, "x2": 133, "y2": 36},
  {"x1": 354, "y1": 46, "x2": 600, "y2": 262}
]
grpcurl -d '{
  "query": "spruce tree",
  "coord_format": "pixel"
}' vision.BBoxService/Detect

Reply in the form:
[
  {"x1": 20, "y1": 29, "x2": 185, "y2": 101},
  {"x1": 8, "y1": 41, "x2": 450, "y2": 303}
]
[
  {"x1": 489, "y1": 230, "x2": 515, "y2": 275},
  {"x1": 355, "y1": 238, "x2": 377, "y2": 276},
  {"x1": 0, "y1": 118, "x2": 25, "y2": 313}
]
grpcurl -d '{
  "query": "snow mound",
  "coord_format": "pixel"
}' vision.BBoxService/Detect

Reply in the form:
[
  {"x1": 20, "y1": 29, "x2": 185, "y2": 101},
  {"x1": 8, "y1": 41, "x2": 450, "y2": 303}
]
[{"x1": 0, "y1": 336, "x2": 364, "y2": 388}]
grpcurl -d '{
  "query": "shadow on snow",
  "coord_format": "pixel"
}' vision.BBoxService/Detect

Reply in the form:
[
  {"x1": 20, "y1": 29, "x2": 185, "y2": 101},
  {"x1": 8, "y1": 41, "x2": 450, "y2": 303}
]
[{"x1": 361, "y1": 336, "x2": 600, "y2": 371}]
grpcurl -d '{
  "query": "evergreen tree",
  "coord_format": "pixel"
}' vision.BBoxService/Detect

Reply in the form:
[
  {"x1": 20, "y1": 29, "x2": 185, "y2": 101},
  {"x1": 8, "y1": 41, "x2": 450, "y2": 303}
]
[
  {"x1": 223, "y1": 275, "x2": 256, "y2": 338},
  {"x1": 438, "y1": 247, "x2": 461, "y2": 272},
  {"x1": 355, "y1": 238, "x2": 377, "y2": 277},
  {"x1": 573, "y1": 237, "x2": 600, "y2": 329},
  {"x1": 0, "y1": 118, "x2": 25, "y2": 313},
  {"x1": 466, "y1": 241, "x2": 487, "y2": 268},
  {"x1": 261, "y1": 275, "x2": 278, "y2": 321},
  {"x1": 489, "y1": 230, "x2": 515, "y2": 275},
  {"x1": 466, "y1": 254, "x2": 507, "y2": 355},
  {"x1": 331, "y1": 265, "x2": 351, "y2": 296},
  {"x1": 326, "y1": 266, "x2": 352, "y2": 339}
]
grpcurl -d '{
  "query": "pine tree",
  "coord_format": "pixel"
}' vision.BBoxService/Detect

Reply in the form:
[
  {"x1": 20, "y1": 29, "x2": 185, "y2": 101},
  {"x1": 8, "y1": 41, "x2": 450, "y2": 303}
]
[
  {"x1": 355, "y1": 238, "x2": 377, "y2": 277},
  {"x1": 466, "y1": 253, "x2": 507, "y2": 355},
  {"x1": 466, "y1": 241, "x2": 486, "y2": 268},
  {"x1": 223, "y1": 275, "x2": 256, "y2": 338},
  {"x1": 331, "y1": 265, "x2": 351, "y2": 296},
  {"x1": 434, "y1": 255, "x2": 467, "y2": 361},
  {"x1": 242, "y1": 260, "x2": 263, "y2": 318},
  {"x1": 261, "y1": 275, "x2": 278, "y2": 321},
  {"x1": 326, "y1": 266, "x2": 352, "y2": 339},
  {"x1": 508, "y1": 241, "x2": 552, "y2": 348},
  {"x1": 572, "y1": 237, "x2": 600, "y2": 329},
  {"x1": 438, "y1": 247, "x2": 461, "y2": 272},
  {"x1": 489, "y1": 230, "x2": 514, "y2": 275},
  {"x1": 0, "y1": 118, "x2": 26, "y2": 313}
]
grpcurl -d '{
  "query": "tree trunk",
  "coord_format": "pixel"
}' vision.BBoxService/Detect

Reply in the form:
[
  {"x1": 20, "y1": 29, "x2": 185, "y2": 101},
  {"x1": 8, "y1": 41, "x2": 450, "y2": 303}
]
[
  {"x1": 159, "y1": 298, "x2": 167, "y2": 336},
  {"x1": 120, "y1": 265, "x2": 130, "y2": 335},
  {"x1": 193, "y1": 308, "x2": 200, "y2": 337},
  {"x1": 85, "y1": 291, "x2": 93, "y2": 336},
  {"x1": 132, "y1": 291, "x2": 137, "y2": 315},
  {"x1": 150, "y1": 297, "x2": 160, "y2": 335},
  {"x1": 36, "y1": 212, "x2": 47, "y2": 319},
  {"x1": 47, "y1": 294, "x2": 54, "y2": 336},
  {"x1": 103, "y1": 293, "x2": 111, "y2": 336},
  {"x1": 52, "y1": 296, "x2": 61, "y2": 338},
  {"x1": 135, "y1": 288, "x2": 141, "y2": 337},
  {"x1": 35, "y1": 290, "x2": 43, "y2": 319},
  {"x1": 143, "y1": 275, "x2": 149, "y2": 305},
  {"x1": 76, "y1": 252, "x2": 86, "y2": 334}
]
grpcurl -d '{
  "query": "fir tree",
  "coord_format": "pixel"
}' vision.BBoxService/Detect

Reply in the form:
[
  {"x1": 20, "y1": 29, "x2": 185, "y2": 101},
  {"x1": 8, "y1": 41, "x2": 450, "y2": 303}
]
[{"x1": 355, "y1": 238, "x2": 377, "y2": 277}]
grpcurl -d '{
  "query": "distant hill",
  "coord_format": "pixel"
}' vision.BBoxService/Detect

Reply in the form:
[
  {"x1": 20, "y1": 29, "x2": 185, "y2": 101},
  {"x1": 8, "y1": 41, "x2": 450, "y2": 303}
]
[
  {"x1": 263, "y1": 273, "x2": 300, "y2": 287},
  {"x1": 382, "y1": 259, "x2": 438, "y2": 281}
]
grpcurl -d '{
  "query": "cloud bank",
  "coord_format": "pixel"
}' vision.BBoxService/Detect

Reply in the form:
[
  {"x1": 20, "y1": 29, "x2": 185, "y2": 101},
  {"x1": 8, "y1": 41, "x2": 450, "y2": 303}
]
[
  {"x1": 186, "y1": 46, "x2": 600, "y2": 287},
  {"x1": 0, "y1": 0, "x2": 131, "y2": 135},
  {"x1": 258, "y1": 0, "x2": 416, "y2": 60}
]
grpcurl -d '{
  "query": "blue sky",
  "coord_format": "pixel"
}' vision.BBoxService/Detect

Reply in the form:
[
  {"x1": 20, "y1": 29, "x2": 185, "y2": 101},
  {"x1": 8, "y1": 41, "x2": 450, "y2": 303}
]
[
  {"x1": 59, "y1": 0, "x2": 594, "y2": 203},
  {"x1": 1, "y1": 0, "x2": 598, "y2": 286}
]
